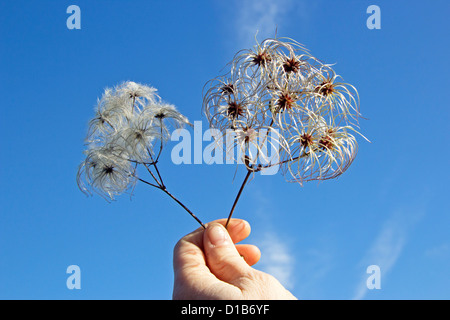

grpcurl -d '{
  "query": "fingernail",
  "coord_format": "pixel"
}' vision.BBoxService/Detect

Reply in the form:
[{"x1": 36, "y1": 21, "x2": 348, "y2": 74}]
[
  {"x1": 234, "y1": 220, "x2": 247, "y2": 233},
  {"x1": 208, "y1": 225, "x2": 228, "y2": 246}
]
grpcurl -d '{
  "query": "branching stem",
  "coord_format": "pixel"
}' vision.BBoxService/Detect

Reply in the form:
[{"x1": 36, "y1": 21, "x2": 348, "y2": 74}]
[{"x1": 137, "y1": 176, "x2": 205, "y2": 229}]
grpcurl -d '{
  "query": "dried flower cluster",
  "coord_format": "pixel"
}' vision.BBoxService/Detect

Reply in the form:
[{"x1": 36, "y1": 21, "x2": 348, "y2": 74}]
[
  {"x1": 77, "y1": 81, "x2": 191, "y2": 200},
  {"x1": 76, "y1": 37, "x2": 367, "y2": 229},
  {"x1": 203, "y1": 38, "x2": 364, "y2": 184}
]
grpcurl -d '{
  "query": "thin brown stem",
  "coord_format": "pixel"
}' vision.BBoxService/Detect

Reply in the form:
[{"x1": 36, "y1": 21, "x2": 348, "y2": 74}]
[
  {"x1": 143, "y1": 162, "x2": 162, "y2": 187},
  {"x1": 259, "y1": 148, "x2": 314, "y2": 170},
  {"x1": 152, "y1": 162, "x2": 165, "y2": 187},
  {"x1": 137, "y1": 177, "x2": 161, "y2": 189},
  {"x1": 137, "y1": 177, "x2": 205, "y2": 229},
  {"x1": 155, "y1": 119, "x2": 164, "y2": 162},
  {"x1": 161, "y1": 188, "x2": 205, "y2": 229},
  {"x1": 146, "y1": 147, "x2": 165, "y2": 188},
  {"x1": 225, "y1": 169, "x2": 253, "y2": 229}
]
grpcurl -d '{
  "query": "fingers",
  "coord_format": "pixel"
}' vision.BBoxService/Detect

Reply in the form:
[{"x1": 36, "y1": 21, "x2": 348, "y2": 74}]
[
  {"x1": 203, "y1": 223, "x2": 254, "y2": 285},
  {"x1": 236, "y1": 244, "x2": 261, "y2": 266},
  {"x1": 207, "y1": 220, "x2": 260, "y2": 266},
  {"x1": 173, "y1": 219, "x2": 252, "y2": 279},
  {"x1": 175, "y1": 218, "x2": 250, "y2": 250},
  {"x1": 209, "y1": 219, "x2": 251, "y2": 244}
]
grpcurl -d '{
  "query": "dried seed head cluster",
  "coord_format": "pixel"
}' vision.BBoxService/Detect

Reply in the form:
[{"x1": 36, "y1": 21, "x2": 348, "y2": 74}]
[
  {"x1": 203, "y1": 37, "x2": 364, "y2": 184},
  {"x1": 77, "y1": 81, "x2": 191, "y2": 200}
]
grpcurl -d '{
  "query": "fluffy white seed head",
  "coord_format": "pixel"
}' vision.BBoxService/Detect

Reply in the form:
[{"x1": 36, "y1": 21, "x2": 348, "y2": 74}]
[
  {"x1": 77, "y1": 145, "x2": 136, "y2": 200},
  {"x1": 78, "y1": 81, "x2": 191, "y2": 199}
]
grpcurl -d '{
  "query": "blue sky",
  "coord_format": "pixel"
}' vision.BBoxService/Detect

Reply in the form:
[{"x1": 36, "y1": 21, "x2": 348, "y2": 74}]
[{"x1": 0, "y1": 0, "x2": 449, "y2": 299}]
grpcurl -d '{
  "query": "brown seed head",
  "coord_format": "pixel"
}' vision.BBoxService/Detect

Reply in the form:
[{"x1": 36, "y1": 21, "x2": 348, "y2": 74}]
[
  {"x1": 134, "y1": 130, "x2": 144, "y2": 140},
  {"x1": 319, "y1": 129, "x2": 336, "y2": 150},
  {"x1": 283, "y1": 57, "x2": 301, "y2": 73},
  {"x1": 276, "y1": 91, "x2": 296, "y2": 111},
  {"x1": 227, "y1": 101, "x2": 244, "y2": 119},
  {"x1": 252, "y1": 50, "x2": 271, "y2": 67},
  {"x1": 315, "y1": 80, "x2": 335, "y2": 97},
  {"x1": 103, "y1": 165, "x2": 114, "y2": 175},
  {"x1": 221, "y1": 83, "x2": 235, "y2": 95},
  {"x1": 300, "y1": 133, "x2": 313, "y2": 149}
]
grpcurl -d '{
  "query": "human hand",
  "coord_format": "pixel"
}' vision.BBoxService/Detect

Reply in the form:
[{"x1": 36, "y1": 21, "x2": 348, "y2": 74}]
[{"x1": 172, "y1": 219, "x2": 297, "y2": 300}]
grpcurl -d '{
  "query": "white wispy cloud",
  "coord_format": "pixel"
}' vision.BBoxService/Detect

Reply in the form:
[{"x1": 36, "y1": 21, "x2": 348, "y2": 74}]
[
  {"x1": 352, "y1": 206, "x2": 425, "y2": 300},
  {"x1": 255, "y1": 231, "x2": 295, "y2": 290},
  {"x1": 248, "y1": 184, "x2": 333, "y2": 296},
  {"x1": 232, "y1": 0, "x2": 308, "y2": 47},
  {"x1": 248, "y1": 186, "x2": 296, "y2": 290},
  {"x1": 425, "y1": 243, "x2": 450, "y2": 258},
  {"x1": 237, "y1": 0, "x2": 287, "y2": 40}
]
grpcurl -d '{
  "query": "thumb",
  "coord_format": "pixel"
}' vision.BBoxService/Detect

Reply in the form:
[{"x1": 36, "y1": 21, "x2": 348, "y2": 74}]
[{"x1": 203, "y1": 223, "x2": 252, "y2": 285}]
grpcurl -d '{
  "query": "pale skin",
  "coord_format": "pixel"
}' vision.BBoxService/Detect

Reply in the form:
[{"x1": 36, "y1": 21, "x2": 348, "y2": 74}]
[{"x1": 173, "y1": 219, "x2": 297, "y2": 300}]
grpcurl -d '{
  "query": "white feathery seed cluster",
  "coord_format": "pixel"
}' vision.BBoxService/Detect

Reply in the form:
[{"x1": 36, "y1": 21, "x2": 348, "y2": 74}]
[
  {"x1": 77, "y1": 81, "x2": 191, "y2": 200},
  {"x1": 203, "y1": 37, "x2": 365, "y2": 184}
]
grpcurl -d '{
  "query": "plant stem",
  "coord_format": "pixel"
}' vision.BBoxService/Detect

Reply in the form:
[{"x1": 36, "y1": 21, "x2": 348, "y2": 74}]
[
  {"x1": 259, "y1": 149, "x2": 312, "y2": 170},
  {"x1": 143, "y1": 162, "x2": 162, "y2": 187},
  {"x1": 161, "y1": 187, "x2": 205, "y2": 229},
  {"x1": 146, "y1": 147, "x2": 165, "y2": 187},
  {"x1": 225, "y1": 169, "x2": 252, "y2": 229},
  {"x1": 155, "y1": 119, "x2": 164, "y2": 162},
  {"x1": 137, "y1": 177, "x2": 205, "y2": 229},
  {"x1": 137, "y1": 177, "x2": 161, "y2": 189}
]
